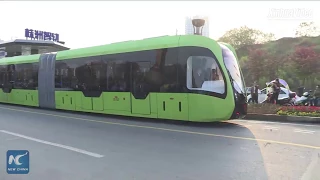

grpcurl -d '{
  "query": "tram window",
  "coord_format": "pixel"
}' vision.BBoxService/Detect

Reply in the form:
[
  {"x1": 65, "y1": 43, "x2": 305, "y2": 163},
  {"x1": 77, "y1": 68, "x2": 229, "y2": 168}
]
[
  {"x1": 15, "y1": 65, "x2": 23, "y2": 89},
  {"x1": 154, "y1": 48, "x2": 179, "y2": 92},
  {"x1": 186, "y1": 56, "x2": 225, "y2": 94},
  {"x1": 105, "y1": 60, "x2": 130, "y2": 92},
  {"x1": 32, "y1": 63, "x2": 39, "y2": 89},
  {"x1": 56, "y1": 61, "x2": 75, "y2": 90},
  {"x1": 0, "y1": 65, "x2": 6, "y2": 88},
  {"x1": 132, "y1": 61, "x2": 151, "y2": 98},
  {"x1": 14, "y1": 63, "x2": 37, "y2": 90},
  {"x1": 7, "y1": 64, "x2": 15, "y2": 83},
  {"x1": 73, "y1": 56, "x2": 105, "y2": 91},
  {"x1": 1, "y1": 64, "x2": 16, "y2": 89},
  {"x1": 90, "y1": 59, "x2": 107, "y2": 91}
]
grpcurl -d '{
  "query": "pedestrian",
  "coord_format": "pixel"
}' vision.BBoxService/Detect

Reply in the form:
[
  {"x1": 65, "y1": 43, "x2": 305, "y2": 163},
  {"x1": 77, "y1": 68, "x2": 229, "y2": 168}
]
[
  {"x1": 273, "y1": 78, "x2": 281, "y2": 104},
  {"x1": 250, "y1": 82, "x2": 259, "y2": 103},
  {"x1": 313, "y1": 85, "x2": 320, "y2": 106}
]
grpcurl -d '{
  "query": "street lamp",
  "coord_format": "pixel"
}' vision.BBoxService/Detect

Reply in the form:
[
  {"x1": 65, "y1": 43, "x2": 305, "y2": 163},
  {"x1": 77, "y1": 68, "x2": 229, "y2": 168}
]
[{"x1": 192, "y1": 19, "x2": 205, "y2": 35}]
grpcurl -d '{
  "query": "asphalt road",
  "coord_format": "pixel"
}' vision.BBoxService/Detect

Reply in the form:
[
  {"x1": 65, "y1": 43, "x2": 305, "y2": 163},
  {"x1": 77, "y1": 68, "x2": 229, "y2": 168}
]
[{"x1": 0, "y1": 104, "x2": 319, "y2": 180}]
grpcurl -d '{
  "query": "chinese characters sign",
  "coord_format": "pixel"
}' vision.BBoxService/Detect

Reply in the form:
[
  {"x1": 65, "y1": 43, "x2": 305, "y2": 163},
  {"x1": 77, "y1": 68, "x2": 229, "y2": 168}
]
[{"x1": 25, "y1": 28, "x2": 59, "y2": 42}]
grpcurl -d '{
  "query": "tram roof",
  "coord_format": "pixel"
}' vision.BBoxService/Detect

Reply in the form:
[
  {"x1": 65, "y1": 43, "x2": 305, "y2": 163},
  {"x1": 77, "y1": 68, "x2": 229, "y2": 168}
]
[
  {"x1": 56, "y1": 35, "x2": 181, "y2": 60},
  {"x1": 0, "y1": 54, "x2": 40, "y2": 65},
  {"x1": 0, "y1": 35, "x2": 231, "y2": 65}
]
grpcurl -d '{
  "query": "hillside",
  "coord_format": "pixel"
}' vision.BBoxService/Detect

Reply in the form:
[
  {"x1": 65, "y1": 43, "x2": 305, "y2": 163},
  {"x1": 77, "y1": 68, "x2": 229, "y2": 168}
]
[
  {"x1": 236, "y1": 36, "x2": 320, "y2": 90},
  {"x1": 237, "y1": 35, "x2": 320, "y2": 60}
]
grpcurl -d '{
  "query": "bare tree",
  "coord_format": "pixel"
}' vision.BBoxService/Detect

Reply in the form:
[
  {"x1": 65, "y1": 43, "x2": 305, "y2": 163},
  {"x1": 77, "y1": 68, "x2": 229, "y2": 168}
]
[{"x1": 295, "y1": 22, "x2": 320, "y2": 37}]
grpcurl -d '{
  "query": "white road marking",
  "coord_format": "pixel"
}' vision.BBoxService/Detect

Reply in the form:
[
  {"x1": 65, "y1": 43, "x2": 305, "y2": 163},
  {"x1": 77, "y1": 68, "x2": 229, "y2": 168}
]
[
  {"x1": 231, "y1": 120, "x2": 320, "y2": 128},
  {"x1": 293, "y1": 129, "x2": 315, "y2": 134},
  {"x1": 0, "y1": 130, "x2": 104, "y2": 158}
]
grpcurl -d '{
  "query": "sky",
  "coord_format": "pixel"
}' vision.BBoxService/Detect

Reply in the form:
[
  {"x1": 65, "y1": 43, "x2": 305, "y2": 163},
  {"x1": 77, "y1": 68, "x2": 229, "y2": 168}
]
[{"x1": 0, "y1": 1, "x2": 319, "y2": 49}]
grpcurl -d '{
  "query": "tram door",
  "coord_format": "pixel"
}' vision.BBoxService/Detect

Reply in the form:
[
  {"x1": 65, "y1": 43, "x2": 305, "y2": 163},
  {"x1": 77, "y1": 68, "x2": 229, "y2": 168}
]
[
  {"x1": 79, "y1": 61, "x2": 104, "y2": 111},
  {"x1": 131, "y1": 61, "x2": 151, "y2": 115}
]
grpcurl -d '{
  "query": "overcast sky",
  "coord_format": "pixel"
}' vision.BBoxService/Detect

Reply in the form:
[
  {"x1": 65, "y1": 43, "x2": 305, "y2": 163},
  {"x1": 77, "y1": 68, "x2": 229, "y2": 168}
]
[{"x1": 0, "y1": 1, "x2": 319, "y2": 49}]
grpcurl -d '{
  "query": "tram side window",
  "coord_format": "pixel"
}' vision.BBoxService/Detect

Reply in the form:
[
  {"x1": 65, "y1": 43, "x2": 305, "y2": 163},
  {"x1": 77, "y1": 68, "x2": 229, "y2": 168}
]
[
  {"x1": 15, "y1": 64, "x2": 26, "y2": 89},
  {"x1": 128, "y1": 50, "x2": 160, "y2": 93},
  {"x1": 105, "y1": 60, "x2": 130, "y2": 92},
  {"x1": 90, "y1": 59, "x2": 107, "y2": 91},
  {"x1": 2, "y1": 64, "x2": 16, "y2": 88},
  {"x1": 0, "y1": 65, "x2": 6, "y2": 88},
  {"x1": 186, "y1": 56, "x2": 225, "y2": 94},
  {"x1": 32, "y1": 63, "x2": 39, "y2": 89},
  {"x1": 55, "y1": 61, "x2": 77, "y2": 90},
  {"x1": 74, "y1": 56, "x2": 106, "y2": 91},
  {"x1": 7, "y1": 64, "x2": 15, "y2": 83},
  {"x1": 14, "y1": 63, "x2": 38, "y2": 90},
  {"x1": 158, "y1": 48, "x2": 179, "y2": 92}
]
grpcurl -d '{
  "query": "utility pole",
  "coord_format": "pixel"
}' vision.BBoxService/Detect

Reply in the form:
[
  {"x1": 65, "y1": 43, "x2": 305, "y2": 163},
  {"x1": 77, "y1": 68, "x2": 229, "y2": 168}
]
[{"x1": 176, "y1": 29, "x2": 178, "y2": 35}]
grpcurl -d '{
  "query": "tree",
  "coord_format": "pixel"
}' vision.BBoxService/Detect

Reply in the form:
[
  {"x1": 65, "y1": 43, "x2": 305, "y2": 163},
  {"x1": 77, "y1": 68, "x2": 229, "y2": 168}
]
[
  {"x1": 239, "y1": 56, "x2": 248, "y2": 67},
  {"x1": 295, "y1": 22, "x2": 320, "y2": 37},
  {"x1": 218, "y1": 26, "x2": 275, "y2": 50},
  {"x1": 246, "y1": 47, "x2": 268, "y2": 83},
  {"x1": 259, "y1": 33, "x2": 276, "y2": 44},
  {"x1": 288, "y1": 46, "x2": 320, "y2": 87},
  {"x1": 261, "y1": 50, "x2": 278, "y2": 80}
]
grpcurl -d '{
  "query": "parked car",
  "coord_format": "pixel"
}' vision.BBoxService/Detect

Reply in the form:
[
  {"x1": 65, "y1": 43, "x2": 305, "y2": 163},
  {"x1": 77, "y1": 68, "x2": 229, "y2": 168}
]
[{"x1": 247, "y1": 87, "x2": 295, "y2": 103}]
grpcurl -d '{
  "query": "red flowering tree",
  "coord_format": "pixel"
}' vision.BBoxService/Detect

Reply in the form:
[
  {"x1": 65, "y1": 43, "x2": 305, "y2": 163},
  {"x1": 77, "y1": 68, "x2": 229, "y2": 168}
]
[
  {"x1": 288, "y1": 46, "x2": 320, "y2": 85},
  {"x1": 247, "y1": 47, "x2": 268, "y2": 82},
  {"x1": 261, "y1": 50, "x2": 279, "y2": 80}
]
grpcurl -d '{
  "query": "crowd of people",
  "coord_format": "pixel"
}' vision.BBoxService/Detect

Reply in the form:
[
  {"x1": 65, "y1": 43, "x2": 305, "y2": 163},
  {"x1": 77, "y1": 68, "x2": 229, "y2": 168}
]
[
  {"x1": 250, "y1": 78, "x2": 320, "y2": 106},
  {"x1": 265, "y1": 78, "x2": 281, "y2": 104}
]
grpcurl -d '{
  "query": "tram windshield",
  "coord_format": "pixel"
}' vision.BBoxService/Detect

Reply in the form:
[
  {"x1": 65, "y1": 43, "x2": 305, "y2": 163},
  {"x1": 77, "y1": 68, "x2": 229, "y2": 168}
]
[{"x1": 220, "y1": 45, "x2": 245, "y2": 94}]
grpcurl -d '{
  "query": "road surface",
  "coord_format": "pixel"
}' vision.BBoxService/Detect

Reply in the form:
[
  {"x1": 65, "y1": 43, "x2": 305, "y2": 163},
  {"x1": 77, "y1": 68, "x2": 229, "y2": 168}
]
[{"x1": 0, "y1": 104, "x2": 319, "y2": 180}]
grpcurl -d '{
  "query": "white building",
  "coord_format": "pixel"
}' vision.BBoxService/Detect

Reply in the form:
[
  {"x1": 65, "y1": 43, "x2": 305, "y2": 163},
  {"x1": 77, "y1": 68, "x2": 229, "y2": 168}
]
[{"x1": 185, "y1": 16, "x2": 209, "y2": 37}]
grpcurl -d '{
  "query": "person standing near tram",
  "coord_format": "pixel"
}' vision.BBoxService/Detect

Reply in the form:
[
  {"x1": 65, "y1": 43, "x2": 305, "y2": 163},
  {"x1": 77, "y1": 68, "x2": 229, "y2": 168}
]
[
  {"x1": 250, "y1": 82, "x2": 259, "y2": 104},
  {"x1": 272, "y1": 78, "x2": 281, "y2": 104},
  {"x1": 312, "y1": 85, "x2": 320, "y2": 106}
]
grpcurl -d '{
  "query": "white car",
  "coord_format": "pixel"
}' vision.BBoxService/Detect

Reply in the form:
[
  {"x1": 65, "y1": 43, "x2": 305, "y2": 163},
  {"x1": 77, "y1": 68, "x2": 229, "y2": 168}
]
[
  {"x1": 247, "y1": 87, "x2": 294, "y2": 103},
  {"x1": 246, "y1": 87, "x2": 261, "y2": 95}
]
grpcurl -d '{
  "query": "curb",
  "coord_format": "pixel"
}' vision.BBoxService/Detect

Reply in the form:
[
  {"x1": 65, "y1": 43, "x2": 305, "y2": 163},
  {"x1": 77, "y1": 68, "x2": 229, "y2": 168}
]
[{"x1": 244, "y1": 113, "x2": 320, "y2": 123}]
